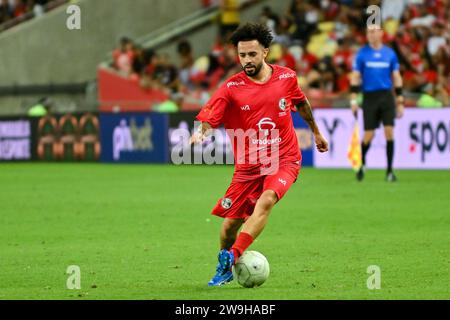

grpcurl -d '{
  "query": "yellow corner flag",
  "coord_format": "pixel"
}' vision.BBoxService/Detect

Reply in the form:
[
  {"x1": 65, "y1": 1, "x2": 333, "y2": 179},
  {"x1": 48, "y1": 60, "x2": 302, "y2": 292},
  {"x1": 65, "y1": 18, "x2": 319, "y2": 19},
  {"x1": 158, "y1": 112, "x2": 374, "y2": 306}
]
[{"x1": 347, "y1": 121, "x2": 362, "y2": 171}]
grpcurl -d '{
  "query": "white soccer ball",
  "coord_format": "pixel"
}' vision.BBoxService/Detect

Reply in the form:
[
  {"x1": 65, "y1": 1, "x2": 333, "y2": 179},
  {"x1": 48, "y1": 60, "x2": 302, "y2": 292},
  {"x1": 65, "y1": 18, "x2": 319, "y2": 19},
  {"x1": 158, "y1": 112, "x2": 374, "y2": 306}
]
[{"x1": 232, "y1": 251, "x2": 270, "y2": 288}]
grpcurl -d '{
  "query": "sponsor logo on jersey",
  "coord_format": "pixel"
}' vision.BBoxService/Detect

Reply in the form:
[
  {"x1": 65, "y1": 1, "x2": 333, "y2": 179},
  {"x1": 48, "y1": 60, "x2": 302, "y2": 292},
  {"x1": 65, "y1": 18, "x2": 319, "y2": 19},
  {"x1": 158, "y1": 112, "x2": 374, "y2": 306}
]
[
  {"x1": 251, "y1": 117, "x2": 282, "y2": 145},
  {"x1": 279, "y1": 73, "x2": 296, "y2": 80},
  {"x1": 221, "y1": 197, "x2": 232, "y2": 209},
  {"x1": 252, "y1": 137, "x2": 282, "y2": 145},
  {"x1": 257, "y1": 117, "x2": 276, "y2": 137},
  {"x1": 227, "y1": 80, "x2": 245, "y2": 88}
]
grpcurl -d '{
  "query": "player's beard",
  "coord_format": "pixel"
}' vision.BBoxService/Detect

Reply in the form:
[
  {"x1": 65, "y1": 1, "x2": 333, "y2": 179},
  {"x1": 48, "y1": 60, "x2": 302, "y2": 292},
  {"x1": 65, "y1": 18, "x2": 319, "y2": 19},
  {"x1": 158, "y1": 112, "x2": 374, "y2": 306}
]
[{"x1": 243, "y1": 62, "x2": 263, "y2": 77}]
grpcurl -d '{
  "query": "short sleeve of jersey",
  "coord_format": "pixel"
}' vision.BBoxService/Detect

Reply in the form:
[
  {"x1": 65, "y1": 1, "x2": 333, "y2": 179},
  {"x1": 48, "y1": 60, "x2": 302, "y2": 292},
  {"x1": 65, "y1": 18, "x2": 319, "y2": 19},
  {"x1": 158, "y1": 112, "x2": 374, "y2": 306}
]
[
  {"x1": 196, "y1": 84, "x2": 230, "y2": 128},
  {"x1": 390, "y1": 50, "x2": 400, "y2": 72},
  {"x1": 352, "y1": 50, "x2": 364, "y2": 73},
  {"x1": 290, "y1": 76, "x2": 306, "y2": 111}
]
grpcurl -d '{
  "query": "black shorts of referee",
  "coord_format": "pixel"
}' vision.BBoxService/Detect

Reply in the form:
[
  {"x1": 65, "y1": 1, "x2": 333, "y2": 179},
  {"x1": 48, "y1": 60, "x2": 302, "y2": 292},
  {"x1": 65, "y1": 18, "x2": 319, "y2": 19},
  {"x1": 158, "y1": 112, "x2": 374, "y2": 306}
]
[{"x1": 362, "y1": 90, "x2": 396, "y2": 130}]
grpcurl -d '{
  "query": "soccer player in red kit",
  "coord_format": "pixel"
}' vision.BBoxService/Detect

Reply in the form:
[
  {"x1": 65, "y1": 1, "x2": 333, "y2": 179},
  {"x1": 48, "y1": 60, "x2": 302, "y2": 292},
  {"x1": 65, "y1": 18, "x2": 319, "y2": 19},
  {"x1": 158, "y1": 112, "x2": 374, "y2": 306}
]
[{"x1": 190, "y1": 23, "x2": 329, "y2": 286}]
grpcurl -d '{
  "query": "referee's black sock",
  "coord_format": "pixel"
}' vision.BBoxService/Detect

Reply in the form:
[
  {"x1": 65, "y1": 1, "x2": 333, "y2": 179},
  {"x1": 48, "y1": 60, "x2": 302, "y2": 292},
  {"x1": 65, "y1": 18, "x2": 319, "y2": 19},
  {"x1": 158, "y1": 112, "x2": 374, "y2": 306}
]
[
  {"x1": 387, "y1": 140, "x2": 394, "y2": 173},
  {"x1": 361, "y1": 142, "x2": 371, "y2": 167}
]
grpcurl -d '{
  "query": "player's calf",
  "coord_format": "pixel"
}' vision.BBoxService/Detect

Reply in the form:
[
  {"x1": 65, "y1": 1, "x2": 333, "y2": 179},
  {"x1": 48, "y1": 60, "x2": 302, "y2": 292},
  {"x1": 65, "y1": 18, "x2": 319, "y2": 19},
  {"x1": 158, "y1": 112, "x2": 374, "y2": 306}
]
[{"x1": 220, "y1": 218, "x2": 244, "y2": 250}]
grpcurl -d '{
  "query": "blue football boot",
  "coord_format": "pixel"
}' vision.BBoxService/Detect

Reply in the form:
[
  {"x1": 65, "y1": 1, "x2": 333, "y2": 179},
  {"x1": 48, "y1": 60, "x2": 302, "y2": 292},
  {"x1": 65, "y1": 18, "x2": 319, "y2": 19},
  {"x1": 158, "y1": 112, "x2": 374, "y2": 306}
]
[{"x1": 207, "y1": 249, "x2": 235, "y2": 286}]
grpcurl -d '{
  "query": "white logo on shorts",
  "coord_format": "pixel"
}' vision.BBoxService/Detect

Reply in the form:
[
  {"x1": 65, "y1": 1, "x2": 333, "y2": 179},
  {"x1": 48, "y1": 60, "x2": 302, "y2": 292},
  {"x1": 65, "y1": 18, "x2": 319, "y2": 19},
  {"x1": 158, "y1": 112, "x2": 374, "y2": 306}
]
[
  {"x1": 278, "y1": 178, "x2": 287, "y2": 186},
  {"x1": 221, "y1": 198, "x2": 232, "y2": 209}
]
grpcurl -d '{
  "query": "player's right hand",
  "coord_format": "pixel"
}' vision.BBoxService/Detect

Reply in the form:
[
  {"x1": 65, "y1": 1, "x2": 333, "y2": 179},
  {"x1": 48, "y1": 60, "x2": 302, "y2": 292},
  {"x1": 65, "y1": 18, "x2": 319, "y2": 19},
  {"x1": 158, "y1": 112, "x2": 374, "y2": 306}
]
[
  {"x1": 189, "y1": 132, "x2": 205, "y2": 145},
  {"x1": 190, "y1": 122, "x2": 212, "y2": 145}
]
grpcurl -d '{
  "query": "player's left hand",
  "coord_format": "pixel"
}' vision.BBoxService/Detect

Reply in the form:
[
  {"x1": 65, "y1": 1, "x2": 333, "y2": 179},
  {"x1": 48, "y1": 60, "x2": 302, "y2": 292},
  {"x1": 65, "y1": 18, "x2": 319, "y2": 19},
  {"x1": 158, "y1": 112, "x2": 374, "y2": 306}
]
[
  {"x1": 314, "y1": 133, "x2": 329, "y2": 153},
  {"x1": 396, "y1": 103, "x2": 404, "y2": 119}
]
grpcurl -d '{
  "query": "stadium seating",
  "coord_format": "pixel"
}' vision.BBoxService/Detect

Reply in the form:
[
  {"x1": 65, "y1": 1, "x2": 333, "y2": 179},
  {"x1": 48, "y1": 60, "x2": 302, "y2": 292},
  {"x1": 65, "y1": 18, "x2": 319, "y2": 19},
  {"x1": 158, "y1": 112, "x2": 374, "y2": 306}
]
[{"x1": 100, "y1": 0, "x2": 449, "y2": 111}]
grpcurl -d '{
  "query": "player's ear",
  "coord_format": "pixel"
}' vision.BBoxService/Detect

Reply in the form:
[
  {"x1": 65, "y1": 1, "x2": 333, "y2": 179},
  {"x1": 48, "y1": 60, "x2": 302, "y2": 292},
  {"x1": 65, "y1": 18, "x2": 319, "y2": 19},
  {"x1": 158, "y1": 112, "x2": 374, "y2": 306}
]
[{"x1": 263, "y1": 47, "x2": 269, "y2": 59}]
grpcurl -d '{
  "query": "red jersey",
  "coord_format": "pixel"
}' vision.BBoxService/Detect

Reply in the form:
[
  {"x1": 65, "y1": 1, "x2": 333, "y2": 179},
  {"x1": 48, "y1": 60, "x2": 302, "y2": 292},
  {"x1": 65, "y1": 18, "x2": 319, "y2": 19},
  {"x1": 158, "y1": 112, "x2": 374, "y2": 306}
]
[{"x1": 196, "y1": 64, "x2": 306, "y2": 180}]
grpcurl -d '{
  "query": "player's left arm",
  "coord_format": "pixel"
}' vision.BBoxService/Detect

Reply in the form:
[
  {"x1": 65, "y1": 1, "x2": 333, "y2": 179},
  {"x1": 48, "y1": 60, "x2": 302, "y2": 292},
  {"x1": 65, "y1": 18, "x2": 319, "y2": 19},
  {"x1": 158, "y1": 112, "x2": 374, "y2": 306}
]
[
  {"x1": 296, "y1": 99, "x2": 328, "y2": 153},
  {"x1": 392, "y1": 70, "x2": 404, "y2": 119}
]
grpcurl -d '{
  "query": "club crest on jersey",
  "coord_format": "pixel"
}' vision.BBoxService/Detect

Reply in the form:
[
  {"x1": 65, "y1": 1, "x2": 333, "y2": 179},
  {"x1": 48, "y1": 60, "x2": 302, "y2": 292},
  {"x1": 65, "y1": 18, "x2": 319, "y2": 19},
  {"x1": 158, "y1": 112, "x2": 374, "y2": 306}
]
[
  {"x1": 279, "y1": 98, "x2": 287, "y2": 111},
  {"x1": 221, "y1": 198, "x2": 232, "y2": 209}
]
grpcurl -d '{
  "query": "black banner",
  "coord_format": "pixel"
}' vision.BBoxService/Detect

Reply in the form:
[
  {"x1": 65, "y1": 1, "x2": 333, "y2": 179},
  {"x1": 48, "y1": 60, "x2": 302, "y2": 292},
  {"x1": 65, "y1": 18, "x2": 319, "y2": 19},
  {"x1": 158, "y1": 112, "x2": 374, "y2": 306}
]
[{"x1": 0, "y1": 300, "x2": 436, "y2": 318}]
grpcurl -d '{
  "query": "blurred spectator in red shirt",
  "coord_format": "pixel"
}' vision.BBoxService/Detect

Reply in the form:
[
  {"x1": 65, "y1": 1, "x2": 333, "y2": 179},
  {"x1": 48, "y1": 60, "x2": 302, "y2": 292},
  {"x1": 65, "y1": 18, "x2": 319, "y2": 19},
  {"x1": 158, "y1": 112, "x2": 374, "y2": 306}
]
[
  {"x1": 335, "y1": 63, "x2": 350, "y2": 94},
  {"x1": 333, "y1": 37, "x2": 353, "y2": 72},
  {"x1": 12, "y1": 0, "x2": 27, "y2": 18},
  {"x1": 320, "y1": 0, "x2": 340, "y2": 21},
  {"x1": 275, "y1": 42, "x2": 296, "y2": 71},
  {"x1": 112, "y1": 37, "x2": 135, "y2": 77}
]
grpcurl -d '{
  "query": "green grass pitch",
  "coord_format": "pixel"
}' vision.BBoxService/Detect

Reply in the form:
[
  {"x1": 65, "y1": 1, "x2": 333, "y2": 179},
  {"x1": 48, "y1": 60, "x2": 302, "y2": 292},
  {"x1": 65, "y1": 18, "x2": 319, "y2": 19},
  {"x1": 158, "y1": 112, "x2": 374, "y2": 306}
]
[{"x1": 0, "y1": 163, "x2": 449, "y2": 300}]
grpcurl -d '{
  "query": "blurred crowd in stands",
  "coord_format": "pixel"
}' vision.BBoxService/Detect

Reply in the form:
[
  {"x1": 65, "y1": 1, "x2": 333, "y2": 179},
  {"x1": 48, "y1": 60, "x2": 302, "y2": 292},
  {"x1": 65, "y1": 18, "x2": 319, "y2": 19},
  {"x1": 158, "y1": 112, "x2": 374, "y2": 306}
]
[
  {"x1": 0, "y1": 0, "x2": 64, "y2": 30},
  {"x1": 110, "y1": 0, "x2": 450, "y2": 110}
]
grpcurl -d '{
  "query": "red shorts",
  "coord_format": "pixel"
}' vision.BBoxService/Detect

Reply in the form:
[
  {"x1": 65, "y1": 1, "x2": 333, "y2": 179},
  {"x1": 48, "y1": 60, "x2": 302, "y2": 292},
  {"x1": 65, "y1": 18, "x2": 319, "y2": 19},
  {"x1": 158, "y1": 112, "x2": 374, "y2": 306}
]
[{"x1": 211, "y1": 164, "x2": 301, "y2": 220}]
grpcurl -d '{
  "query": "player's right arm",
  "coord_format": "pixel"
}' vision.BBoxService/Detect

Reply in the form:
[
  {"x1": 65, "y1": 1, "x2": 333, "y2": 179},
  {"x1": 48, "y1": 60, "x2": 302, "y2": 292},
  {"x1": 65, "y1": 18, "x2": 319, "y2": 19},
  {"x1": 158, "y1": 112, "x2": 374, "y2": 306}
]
[{"x1": 190, "y1": 84, "x2": 230, "y2": 145}]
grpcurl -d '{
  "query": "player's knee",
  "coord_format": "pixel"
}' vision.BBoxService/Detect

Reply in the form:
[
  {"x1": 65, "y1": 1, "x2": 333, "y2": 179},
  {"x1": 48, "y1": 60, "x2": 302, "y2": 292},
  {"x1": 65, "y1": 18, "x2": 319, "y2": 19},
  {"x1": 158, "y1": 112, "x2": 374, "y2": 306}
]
[{"x1": 258, "y1": 191, "x2": 278, "y2": 212}]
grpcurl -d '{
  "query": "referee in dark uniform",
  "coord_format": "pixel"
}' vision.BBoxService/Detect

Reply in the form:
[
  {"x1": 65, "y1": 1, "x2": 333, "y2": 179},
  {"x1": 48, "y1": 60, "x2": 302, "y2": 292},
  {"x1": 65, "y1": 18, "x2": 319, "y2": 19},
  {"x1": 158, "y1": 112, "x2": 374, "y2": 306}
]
[{"x1": 350, "y1": 24, "x2": 404, "y2": 182}]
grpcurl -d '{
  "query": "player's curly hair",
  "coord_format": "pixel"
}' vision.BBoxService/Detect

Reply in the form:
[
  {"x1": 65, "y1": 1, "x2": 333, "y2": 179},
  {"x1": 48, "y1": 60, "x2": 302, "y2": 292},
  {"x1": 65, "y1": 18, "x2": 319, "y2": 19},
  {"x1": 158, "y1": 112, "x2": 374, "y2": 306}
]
[{"x1": 229, "y1": 23, "x2": 273, "y2": 48}]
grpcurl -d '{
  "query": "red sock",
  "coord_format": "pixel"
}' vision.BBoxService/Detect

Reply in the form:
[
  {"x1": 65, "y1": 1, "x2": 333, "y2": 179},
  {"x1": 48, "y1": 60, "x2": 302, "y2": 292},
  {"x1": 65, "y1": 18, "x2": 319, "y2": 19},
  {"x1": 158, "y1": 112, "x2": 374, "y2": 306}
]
[{"x1": 231, "y1": 232, "x2": 254, "y2": 263}]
